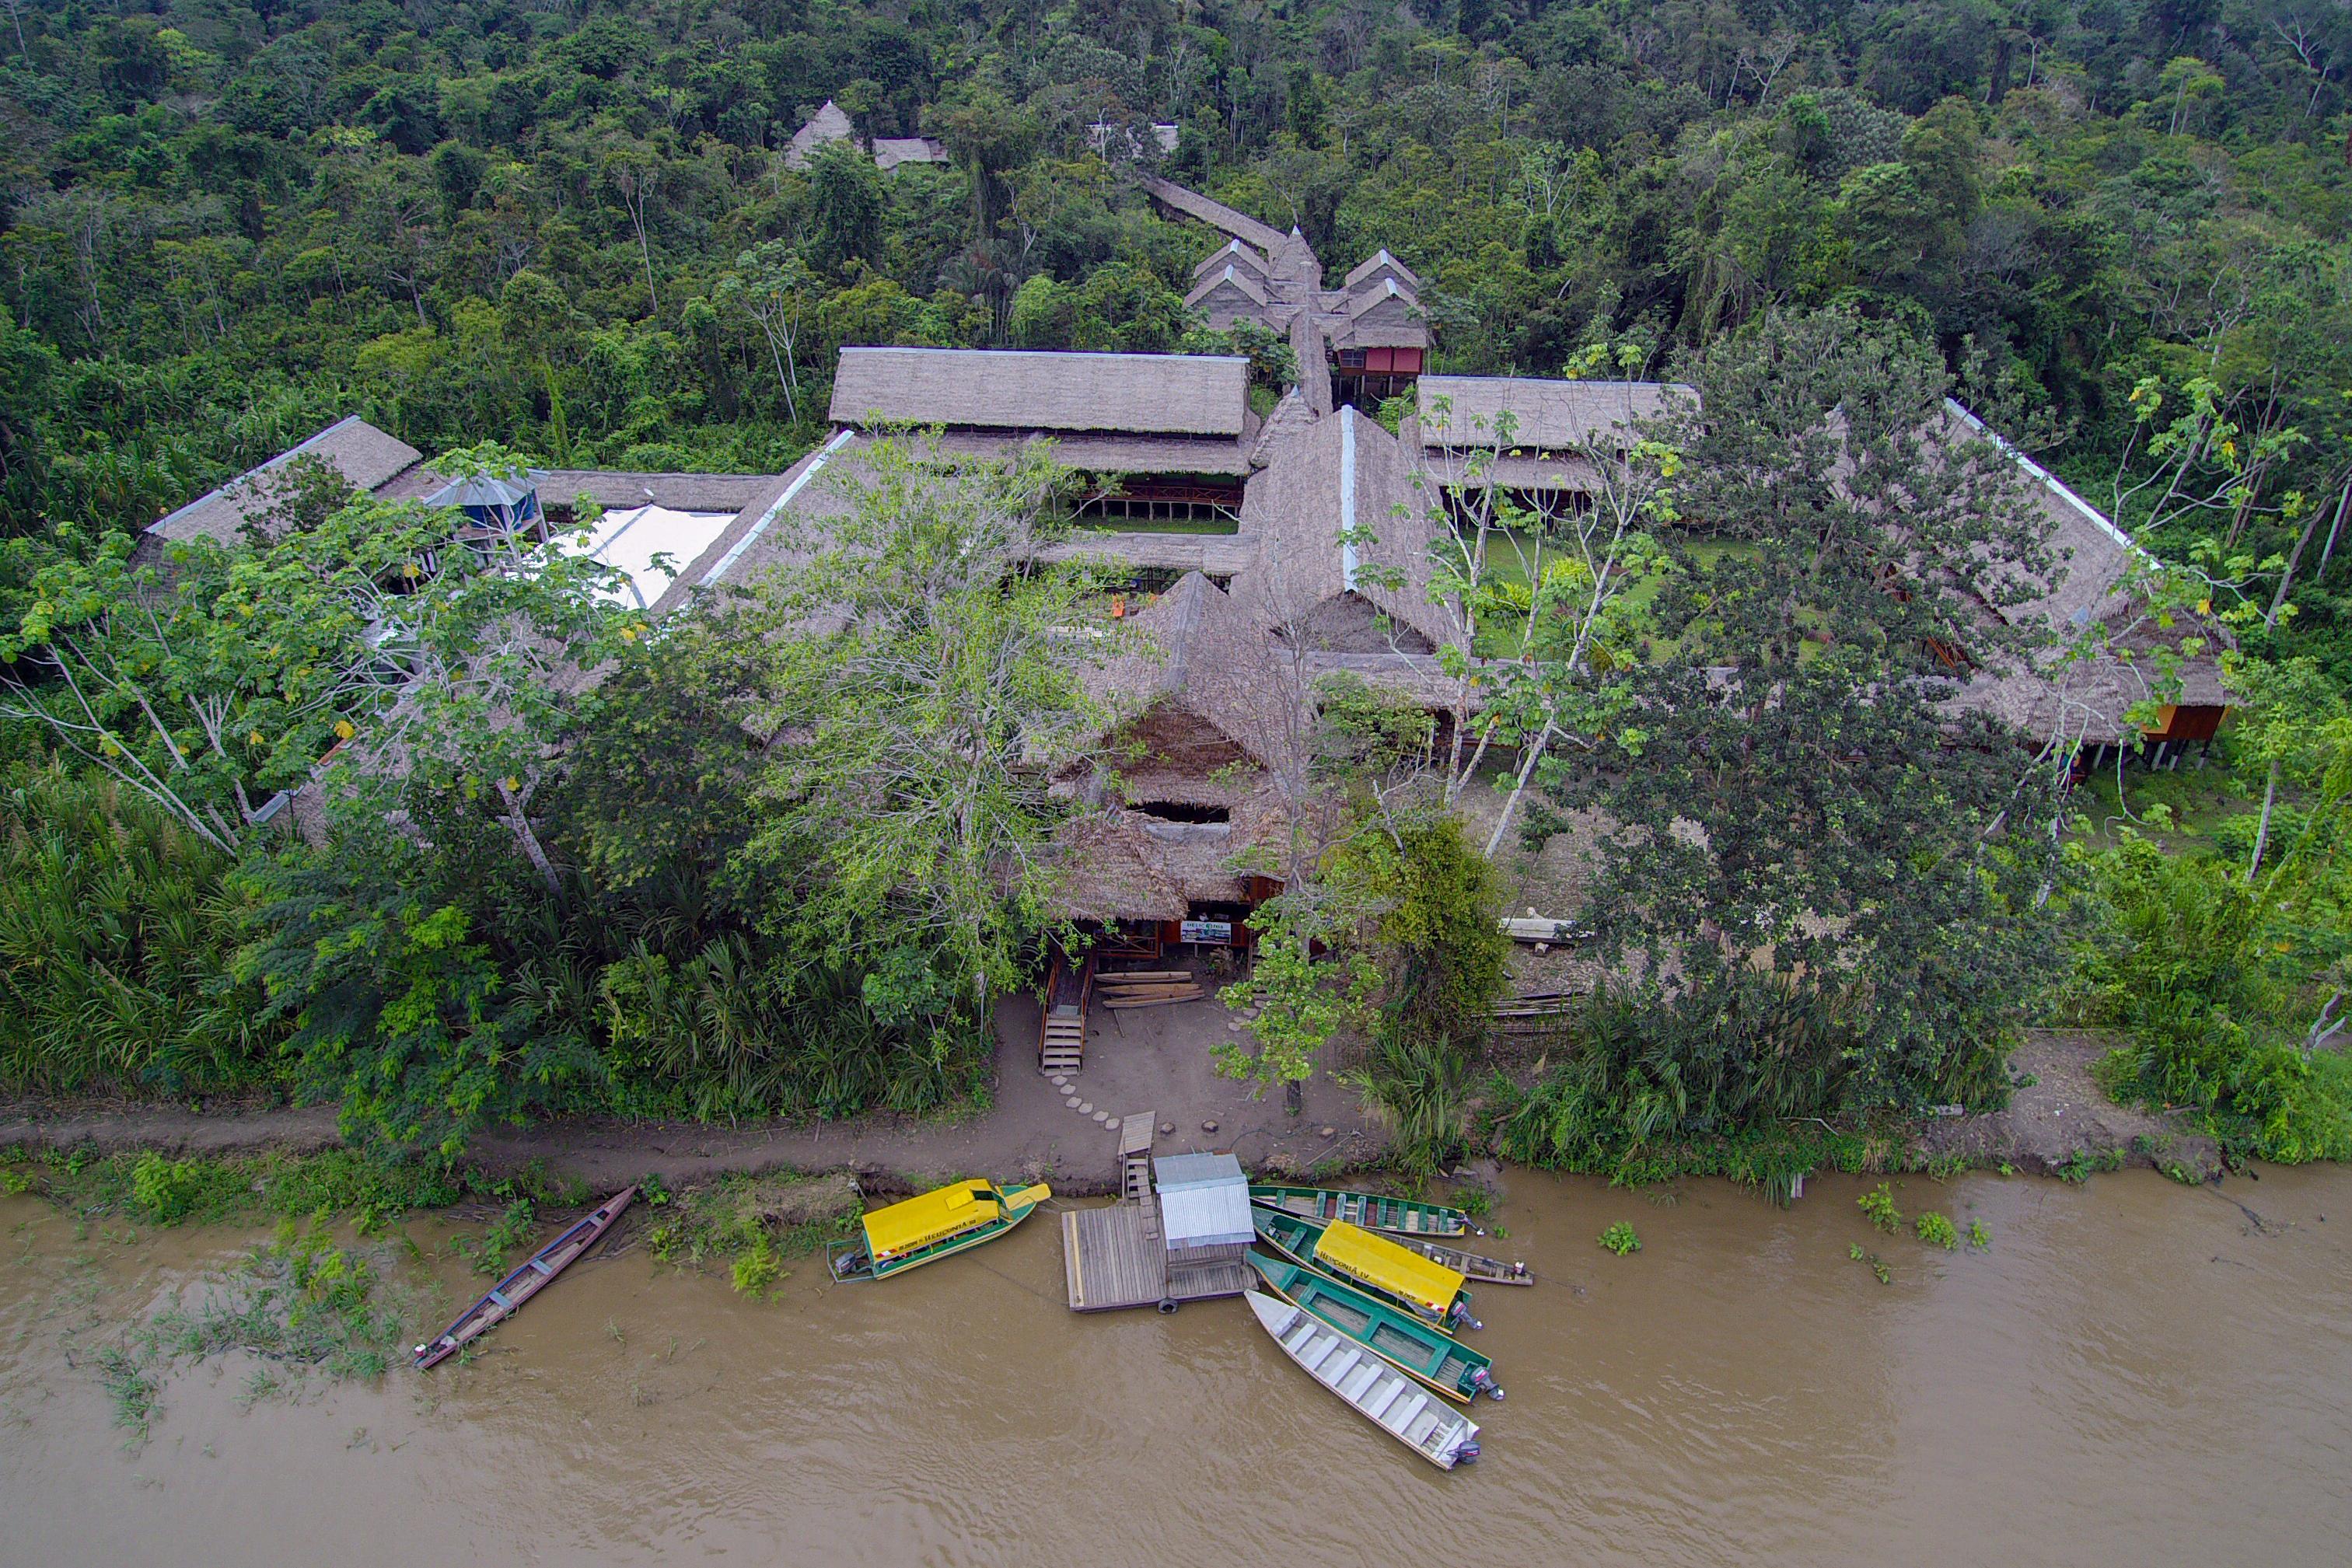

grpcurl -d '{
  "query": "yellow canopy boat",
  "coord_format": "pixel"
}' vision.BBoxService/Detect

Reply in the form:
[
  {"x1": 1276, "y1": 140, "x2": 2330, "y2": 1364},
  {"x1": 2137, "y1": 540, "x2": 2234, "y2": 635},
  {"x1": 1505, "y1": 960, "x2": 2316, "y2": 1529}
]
[
  {"x1": 1258, "y1": 1214, "x2": 1479, "y2": 1328},
  {"x1": 1312, "y1": 1219, "x2": 1469, "y2": 1321},
  {"x1": 828, "y1": 1178, "x2": 1052, "y2": 1281}
]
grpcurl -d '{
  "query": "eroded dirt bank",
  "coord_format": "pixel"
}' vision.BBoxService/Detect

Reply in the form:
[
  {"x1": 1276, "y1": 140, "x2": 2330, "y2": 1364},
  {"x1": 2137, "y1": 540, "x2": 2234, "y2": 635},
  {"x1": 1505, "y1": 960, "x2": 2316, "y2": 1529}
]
[{"x1": 0, "y1": 1027, "x2": 2225, "y2": 1192}]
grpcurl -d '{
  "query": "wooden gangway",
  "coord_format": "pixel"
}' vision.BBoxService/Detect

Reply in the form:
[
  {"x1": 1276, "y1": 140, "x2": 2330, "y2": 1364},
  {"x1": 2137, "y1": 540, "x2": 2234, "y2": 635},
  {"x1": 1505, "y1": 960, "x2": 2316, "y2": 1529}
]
[
  {"x1": 1141, "y1": 176, "x2": 1287, "y2": 253},
  {"x1": 1120, "y1": 1111, "x2": 1155, "y2": 1210}
]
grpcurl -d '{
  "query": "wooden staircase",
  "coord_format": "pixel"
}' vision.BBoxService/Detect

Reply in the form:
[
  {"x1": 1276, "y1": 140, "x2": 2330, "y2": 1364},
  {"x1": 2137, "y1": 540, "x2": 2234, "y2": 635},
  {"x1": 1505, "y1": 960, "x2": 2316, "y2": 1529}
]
[
  {"x1": 1121, "y1": 1112, "x2": 1156, "y2": 1240},
  {"x1": 1038, "y1": 943, "x2": 1094, "y2": 1074},
  {"x1": 1041, "y1": 1008, "x2": 1085, "y2": 1074}
]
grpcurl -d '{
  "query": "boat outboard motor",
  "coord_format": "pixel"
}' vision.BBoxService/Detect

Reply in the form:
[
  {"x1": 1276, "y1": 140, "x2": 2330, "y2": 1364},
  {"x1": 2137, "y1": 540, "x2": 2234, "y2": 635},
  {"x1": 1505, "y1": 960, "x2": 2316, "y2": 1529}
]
[
  {"x1": 1450, "y1": 1303, "x2": 1483, "y2": 1331},
  {"x1": 1456, "y1": 1441, "x2": 1480, "y2": 1462},
  {"x1": 1470, "y1": 1367, "x2": 1505, "y2": 1402}
]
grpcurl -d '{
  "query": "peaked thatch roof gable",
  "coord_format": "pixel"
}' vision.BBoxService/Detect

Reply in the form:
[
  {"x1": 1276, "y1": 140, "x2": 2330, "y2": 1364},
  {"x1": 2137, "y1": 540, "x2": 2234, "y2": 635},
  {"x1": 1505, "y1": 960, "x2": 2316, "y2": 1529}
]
[
  {"x1": 1184, "y1": 264, "x2": 1271, "y2": 311},
  {"x1": 785, "y1": 100, "x2": 857, "y2": 169},
  {"x1": 147, "y1": 416, "x2": 423, "y2": 545},
  {"x1": 1344, "y1": 248, "x2": 1422, "y2": 292},
  {"x1": 1229, "y1": 405, "x2": 1452, "y2": 653},
  {"x1": 829, "y1": 347, "x2": 1251, "y2": 438},
  {"x1": 1193, "y1": 239, "x2": 1272, "y2": 280},
  {"x1": 1095, "y1": 571, "x2": 1288, "y2": 768}
]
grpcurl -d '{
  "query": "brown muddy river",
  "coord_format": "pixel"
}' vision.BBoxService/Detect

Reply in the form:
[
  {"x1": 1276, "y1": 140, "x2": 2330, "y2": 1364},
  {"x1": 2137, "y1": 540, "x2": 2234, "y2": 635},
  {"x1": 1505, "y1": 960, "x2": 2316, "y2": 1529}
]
[{"x1": 4, "y1": 1167, "x2": 2349, "y2": 1566}]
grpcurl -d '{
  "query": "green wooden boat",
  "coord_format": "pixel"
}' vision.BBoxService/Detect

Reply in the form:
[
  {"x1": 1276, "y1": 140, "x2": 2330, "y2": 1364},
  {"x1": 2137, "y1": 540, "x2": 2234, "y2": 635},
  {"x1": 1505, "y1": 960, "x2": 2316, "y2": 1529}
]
[
  {"x1": 1244, "y1": 1253, "x2": 1504, "y2": 1404},
  {"x1": 1249, "y1": 1207, "x2": 1481, "y2": 1329},
  {"x1": 1248, "y1": 1183, "x2": 1477, "y2": 1238}
]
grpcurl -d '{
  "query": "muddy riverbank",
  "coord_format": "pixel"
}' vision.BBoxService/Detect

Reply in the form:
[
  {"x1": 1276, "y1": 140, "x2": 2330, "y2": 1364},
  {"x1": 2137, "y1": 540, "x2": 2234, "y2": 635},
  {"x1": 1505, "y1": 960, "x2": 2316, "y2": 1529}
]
[
  {"x1": 0, "y1": 1027, "x2": 2218, "y2": 1197},
  {"x1": 4, "y1": 1165, "x2": 2347, "y2": 1566}
]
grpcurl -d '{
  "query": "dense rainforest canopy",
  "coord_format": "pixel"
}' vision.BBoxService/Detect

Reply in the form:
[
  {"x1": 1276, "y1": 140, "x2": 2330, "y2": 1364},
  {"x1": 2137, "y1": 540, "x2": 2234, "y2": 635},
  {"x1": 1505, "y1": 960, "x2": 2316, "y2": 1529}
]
[
  {"x1": 3, "y1": 0, "x2": 2348, "y2": 601},
  {"x1": 3, "y1": 0, "x2": 2352, "y2": 1170}
]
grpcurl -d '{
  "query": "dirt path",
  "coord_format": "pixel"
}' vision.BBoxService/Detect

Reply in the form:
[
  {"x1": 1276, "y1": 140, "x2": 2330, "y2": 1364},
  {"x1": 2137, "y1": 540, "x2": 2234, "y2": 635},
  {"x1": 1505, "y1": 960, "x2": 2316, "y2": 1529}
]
[
  {"x1": 0, "y1": 1019, "x2": 2221, "y2": 1193},
  {"x1": 0, "y1": 976, "x2": 1382, "y2": 1196}
]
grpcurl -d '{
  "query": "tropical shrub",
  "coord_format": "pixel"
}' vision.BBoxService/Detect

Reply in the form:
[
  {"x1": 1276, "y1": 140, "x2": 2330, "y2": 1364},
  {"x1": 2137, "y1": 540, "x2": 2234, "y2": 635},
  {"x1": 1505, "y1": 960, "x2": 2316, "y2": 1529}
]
[{"x1": 0, "y1": 764, "x2": 283, "y2": 1093}]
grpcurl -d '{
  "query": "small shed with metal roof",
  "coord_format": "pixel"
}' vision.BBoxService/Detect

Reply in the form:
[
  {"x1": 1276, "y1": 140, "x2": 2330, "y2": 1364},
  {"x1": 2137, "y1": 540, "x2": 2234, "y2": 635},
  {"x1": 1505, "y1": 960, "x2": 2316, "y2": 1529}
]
[{"x1": 1153, "y1": 1152, "x2": 1253, "y2": 1268}]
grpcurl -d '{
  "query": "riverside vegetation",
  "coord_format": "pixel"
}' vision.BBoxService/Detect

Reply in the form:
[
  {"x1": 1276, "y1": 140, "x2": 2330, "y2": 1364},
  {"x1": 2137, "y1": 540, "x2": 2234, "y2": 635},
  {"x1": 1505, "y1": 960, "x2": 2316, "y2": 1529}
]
[
  {"x1": 3, "y1": 0, "x2": 2352, "y2": 1179},
  {"x1": 5, "y1": 1142, "x2": 860, "y2": 1441}
]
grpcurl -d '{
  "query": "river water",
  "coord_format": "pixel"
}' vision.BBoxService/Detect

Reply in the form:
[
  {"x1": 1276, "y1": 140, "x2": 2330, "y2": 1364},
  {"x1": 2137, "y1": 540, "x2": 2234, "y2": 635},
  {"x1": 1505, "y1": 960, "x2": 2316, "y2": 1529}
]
[{"x1": 3, "y1": 1166, "x2": 2347, "y2": 1567}]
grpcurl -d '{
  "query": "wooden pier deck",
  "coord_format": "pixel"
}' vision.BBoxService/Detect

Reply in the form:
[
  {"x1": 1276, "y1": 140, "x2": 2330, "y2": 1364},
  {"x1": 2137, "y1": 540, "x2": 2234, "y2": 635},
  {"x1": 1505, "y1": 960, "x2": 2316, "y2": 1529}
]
[{"x1": 1061, "y1": 1203, "x2": 1252, "y2": 1312}]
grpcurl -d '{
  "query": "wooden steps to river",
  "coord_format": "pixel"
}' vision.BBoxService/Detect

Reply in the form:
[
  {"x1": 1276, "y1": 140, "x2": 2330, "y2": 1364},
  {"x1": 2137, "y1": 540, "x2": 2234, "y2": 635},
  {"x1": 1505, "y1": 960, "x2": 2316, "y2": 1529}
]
[{"x1": 1040, "y1": 1011, "x2": 1085, "y2": 1072}]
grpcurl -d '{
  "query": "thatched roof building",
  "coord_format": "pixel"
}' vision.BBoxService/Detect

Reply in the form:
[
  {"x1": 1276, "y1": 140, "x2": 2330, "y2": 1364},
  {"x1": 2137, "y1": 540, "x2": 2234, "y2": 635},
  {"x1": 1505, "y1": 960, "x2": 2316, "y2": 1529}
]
[
  {"x1": 830, "y1": 347, "x2": 1252, "y2": 439},
  {"x1": 146, "y1": 416, "x2": 422, "y2": 546}
]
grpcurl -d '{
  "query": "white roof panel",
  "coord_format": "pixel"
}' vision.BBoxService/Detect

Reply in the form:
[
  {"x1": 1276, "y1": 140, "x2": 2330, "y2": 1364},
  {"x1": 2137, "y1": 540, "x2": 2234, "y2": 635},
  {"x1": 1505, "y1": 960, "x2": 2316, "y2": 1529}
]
[{"x1": 557, "y1": 505, "x2": 736, "y2": 611}]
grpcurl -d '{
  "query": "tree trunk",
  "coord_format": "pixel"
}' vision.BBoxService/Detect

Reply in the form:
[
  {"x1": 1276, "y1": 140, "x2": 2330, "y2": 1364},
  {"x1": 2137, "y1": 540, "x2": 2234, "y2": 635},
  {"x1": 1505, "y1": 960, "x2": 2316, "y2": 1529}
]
[
  {"x1": 1484, "y1": 726, "x2": 1550, "y2": 860},
  {"x1": 2249, "y1": 756, "x2": 2280, "y2": 881},
  {"x1": 2318, "y1": 476, "x2": 2352, "y2": 582},
  {"x1": 627, "y1": 187, "x2": 659, "y2": 316},
  {"x1": 2266, "y1": 490, "x2": 2329, "y2": 627},
  {"x1": 498, "y1": 779, "x2": 564, "y2": 899}
]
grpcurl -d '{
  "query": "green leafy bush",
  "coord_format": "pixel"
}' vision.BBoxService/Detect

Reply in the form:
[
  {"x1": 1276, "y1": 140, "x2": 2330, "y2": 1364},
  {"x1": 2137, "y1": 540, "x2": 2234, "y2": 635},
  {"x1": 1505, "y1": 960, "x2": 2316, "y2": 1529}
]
[
  {"x1": 1599, "y1": 1221, "x2": 1641, "y2": 1255},
  {"x1": 1858, "y1": 1183, "x2": 1902, "y2": 1233},
  {"x1": 1915, "y1": 1211, "x2": 1959, "y2": 1249},
  {"x1": 0, "y1": 765, "x2": 284, "y2": 1095},
  {"x1": 731, "y1": 1236, "x2": 782, "y2": 1295},
  {"x1": 130, "y1": 1154, "x2": 211, "y2": 1225},
  {"x1": 1344, "y1": 1026, "x2": 1472, "y2": 1180},
  {"x1": 2076, "y1": 835, "x2": 2352, "y2": 1165}
]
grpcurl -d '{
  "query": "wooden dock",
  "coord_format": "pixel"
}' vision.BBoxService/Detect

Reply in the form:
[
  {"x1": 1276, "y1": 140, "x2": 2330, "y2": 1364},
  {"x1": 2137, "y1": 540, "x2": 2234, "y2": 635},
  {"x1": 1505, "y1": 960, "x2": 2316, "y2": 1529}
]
[{"x1": 1061, "y1": 1203, "x2": 1252, "y2": 1311}]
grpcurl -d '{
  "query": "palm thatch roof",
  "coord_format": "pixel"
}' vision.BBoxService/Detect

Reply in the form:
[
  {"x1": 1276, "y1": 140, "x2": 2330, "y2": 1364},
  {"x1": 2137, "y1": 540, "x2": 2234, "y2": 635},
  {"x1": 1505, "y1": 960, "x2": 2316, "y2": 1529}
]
[
  {"x1": 1228, "y1": 405, "x2": 1454, "y2": 654},
  {"x1": 1415, "y1": 377, "x2": 1686, "y2": 453},
  {"x1": 785, "y1": 100, "x2": 857, "y2": 169},
  {"x1": 1193, "y1": 239, "x2": 1272, "y2": 280},
  {"x1": 829, "y1": 347, "x2": 1251, "y2": 438},
  {"x1": 1185, "y1": 264, "x2": 1273, "y2": 312},
  {"x1": 1343, "y1": 248, "x2": 1422, "y2": 292},
  {"x1": 147, "y1": 417, "x2": 422, "y2": 544},
  {"x1": 1090, "y1": 572, "x2": 1293, "y2": 770}
]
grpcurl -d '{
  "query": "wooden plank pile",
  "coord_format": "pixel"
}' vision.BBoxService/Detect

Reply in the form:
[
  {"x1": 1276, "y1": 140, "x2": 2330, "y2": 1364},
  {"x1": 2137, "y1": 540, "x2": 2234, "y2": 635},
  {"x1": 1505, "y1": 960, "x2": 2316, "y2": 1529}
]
[
  {"x1": 1096, "y1": 969, "x2": 1205, "y2": 1009},
  {"x1": 1500, "y1": 916, "x2": 1595, "y2": 945},
  {"x1": 1492, "y1": 990, "x2": 1583, "y2": 1023}
]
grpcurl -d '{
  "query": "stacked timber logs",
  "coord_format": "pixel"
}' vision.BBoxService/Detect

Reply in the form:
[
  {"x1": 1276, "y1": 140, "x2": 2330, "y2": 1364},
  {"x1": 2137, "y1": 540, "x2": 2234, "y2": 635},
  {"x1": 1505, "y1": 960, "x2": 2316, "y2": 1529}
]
[
  {"x1": 1096, "y1": 969, "x2": 1206, "y2": 1008},
  {"x1": 1492, "y1": 991, "x2": 1583, "y2": 1023}
]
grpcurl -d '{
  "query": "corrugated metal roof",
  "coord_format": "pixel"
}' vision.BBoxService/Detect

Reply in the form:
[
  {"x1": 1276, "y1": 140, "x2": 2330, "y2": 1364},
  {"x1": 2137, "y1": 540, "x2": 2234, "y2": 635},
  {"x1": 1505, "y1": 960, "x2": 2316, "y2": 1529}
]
[
  {"x1": 1154, "y1": 1151, "x2": 1245, "y2": 1192},
  {"x1": 425, "y1": 471, "x2": 543, "y2": 508},
  {"x1": 1159, "y1": 1183, "x2": 1253, "y2": 1249}
]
